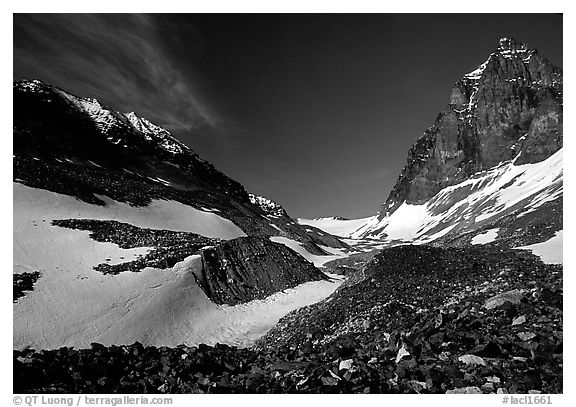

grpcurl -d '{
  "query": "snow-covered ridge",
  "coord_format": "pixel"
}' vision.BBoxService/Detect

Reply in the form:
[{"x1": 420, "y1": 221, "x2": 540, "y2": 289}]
[
  {"x1": 463, "y1": 59, "x2": 490, "y2": 80},
  {"x1": 312, "y1": 216, "x2": 349, "y2": 221},
  {"x1": 123, "y1": 112, "x2": 185, "y2": 155},
  {"x1": 16, "y1": 79, "x2": 190, "y2": 156},
  {"x1": 496, "y1": 37, "x2": 534, "y2": 60},
  {"x1": 249, "y1": 193, "x2": 285, "y2": 218},
  {"x1": 298, "y1": 216, "x2": 375, "y2": 238},
  {"x1": 353, "y1": 148, "x2": 563, "y2": 242},
  {"x1": 15, "y1": 79, "x2": 45, "y2": 92}
]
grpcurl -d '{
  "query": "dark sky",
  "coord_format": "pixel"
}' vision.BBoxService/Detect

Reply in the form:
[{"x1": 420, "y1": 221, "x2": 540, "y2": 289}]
[{"x1": 13, "y1": 14, "x2": 563, "y2": 218}]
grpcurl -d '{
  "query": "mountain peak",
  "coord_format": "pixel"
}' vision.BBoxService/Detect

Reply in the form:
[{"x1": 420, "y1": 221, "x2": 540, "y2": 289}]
[
  {"x1": 369, "y1": 37, "x2": 563, "y2": 226},
  {"x1": 495, "y1": 37, "x2": 536, "y2": 61},
  {"x1": 497, "y1": 37, "x2": 529, "y2": 52}
]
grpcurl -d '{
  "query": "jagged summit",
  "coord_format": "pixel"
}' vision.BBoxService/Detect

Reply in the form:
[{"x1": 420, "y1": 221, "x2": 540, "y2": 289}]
[
  {"x1": 462, "y1": 37, "x2": 536, "y2": 82},
  {"x1": 15, "y1": 79, "x2": 193, "y2": 158},
  {"x1": 497, "y1": 36, "x2": 529, "y2": 52},
  {"x1": 381, "y1": 37, "x2": 562, "y2": 214}
]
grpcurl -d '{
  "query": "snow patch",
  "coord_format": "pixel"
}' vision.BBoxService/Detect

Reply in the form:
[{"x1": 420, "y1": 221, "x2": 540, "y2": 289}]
[
  {"x1": 14, "y1": 185, "x2": 342, "y2": 350},
  {"x1": 14, "y1": 183, "x2": 246, "y2": 239},
  {"x1": 14, "y1": 251, "x2": 343, "y2": 349},
  {"x1": 515, "y1": 231, "x2": 563, "y2": 264},
  {"x1": 471, "y1": 228, "x2": 500, "y2": 245}
]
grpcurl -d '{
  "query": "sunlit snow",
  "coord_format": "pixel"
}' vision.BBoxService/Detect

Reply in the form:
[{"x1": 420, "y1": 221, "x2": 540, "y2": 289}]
[
  {"x1": 13, "y1": 183, "x2": 341, "y2": 350},
  {"x1": 297, "y1": 216, "x2": 374, "y2": 238},
  {"x1": 471, "y1": 228, "x2": 500, "y2": 245},
  {"x1": 352, "y1": 148, "x2": 563, "y2": 243},
  {"x1": 515, "y1": 230, "x2": 563, "y2": 264}
]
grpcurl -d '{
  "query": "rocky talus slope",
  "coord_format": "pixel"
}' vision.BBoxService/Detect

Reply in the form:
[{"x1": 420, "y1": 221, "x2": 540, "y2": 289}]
[{"x1": 14, "y1": 245, "x2": 561, "y2": 393}]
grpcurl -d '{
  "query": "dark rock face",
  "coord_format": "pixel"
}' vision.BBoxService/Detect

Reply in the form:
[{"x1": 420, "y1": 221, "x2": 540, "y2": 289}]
[
  {"x1": 195, "y1": 237, "x2": 328, "y2": 305},
  {"x1": 381, "y1": 37, "x2": 562, "y2": 216}
]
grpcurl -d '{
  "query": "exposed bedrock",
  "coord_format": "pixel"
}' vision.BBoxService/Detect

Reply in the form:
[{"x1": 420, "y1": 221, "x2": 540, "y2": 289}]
[{"x1": 194, "y1": 237, "x2": 328, "y2": 305}]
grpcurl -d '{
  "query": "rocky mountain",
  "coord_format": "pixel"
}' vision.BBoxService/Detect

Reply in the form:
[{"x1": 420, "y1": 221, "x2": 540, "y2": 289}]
[
  {"x1": 353, "y1": 38, "x2": 562, "y2": 247},
  {"x1": 13, "y1": 79, "x2": 346, "y2": 252}
]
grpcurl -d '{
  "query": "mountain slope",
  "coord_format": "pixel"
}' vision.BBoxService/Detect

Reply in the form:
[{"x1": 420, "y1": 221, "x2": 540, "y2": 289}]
[
  {"x1": 13, "y1": 79, "x2": 351, "y2": 350},
  {"x1": 355, "y1": 38, "x2": 562, "y2": 249},
  {"x1": 352, "y1": 148, "x2": 562, "y2": 247},
  {"x1": 13, "y1": 79, "x2": 347, "y2": 252}
]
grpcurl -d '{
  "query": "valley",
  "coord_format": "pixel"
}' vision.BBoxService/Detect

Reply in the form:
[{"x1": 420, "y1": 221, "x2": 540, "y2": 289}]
[{"x1": 13, "y1": 36, "x2": 563, "y2": 394}]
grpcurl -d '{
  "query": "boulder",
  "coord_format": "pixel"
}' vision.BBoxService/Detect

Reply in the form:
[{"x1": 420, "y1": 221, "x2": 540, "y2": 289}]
[{"x1": 484, "y1": 289, "x2": 524, "y2": 310}]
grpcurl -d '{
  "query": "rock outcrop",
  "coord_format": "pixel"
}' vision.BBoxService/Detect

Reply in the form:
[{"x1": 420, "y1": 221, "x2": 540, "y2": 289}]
[
  {"x1": 381, "y1": 37, "x2": 562, "y2": 217},
  {"x1": 195, "y1": 237, "x2": 328, "y2": 305}
]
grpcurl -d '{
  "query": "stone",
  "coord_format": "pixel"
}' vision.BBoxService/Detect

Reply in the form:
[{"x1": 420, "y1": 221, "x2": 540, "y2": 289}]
[
  {"x1": 481, "y1": 382, "x2": 495, "y2": 392},
  {"x1": 512, "y1": 356, "x2": 528, "y2": 362},
  {"x1": 512, "y1": 315, "x2": 526, "y2": 326},
  {"x1": 395, "y1": 345, "x2": 411, "y2": 363},
  {"x1": 517, "y1": 332, "x2": 537, "y2": 341},
  {"x1": 467, "y1": 342, "x2": 502, "y2": 358},
  {"x1": 446, "y1": 386, "x2": 482, "y2": 394},
  {"x1": 321, "y1": 377, "x2": 338, "y2": 386},
  {"x1": 458, "y1": 354, "x2": 486, "y2": 366},
  {"x1": 485, "y1": 289, "x2": 524, "y2": 310},
  {"x1": 339, "y1": 359, "x2": 353, "y2": 371}
]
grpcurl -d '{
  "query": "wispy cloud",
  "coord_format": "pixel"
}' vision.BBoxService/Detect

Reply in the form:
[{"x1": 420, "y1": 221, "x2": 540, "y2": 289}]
[{"x1": 14, "y1": 14, "x2": 217, "y2": 133}]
